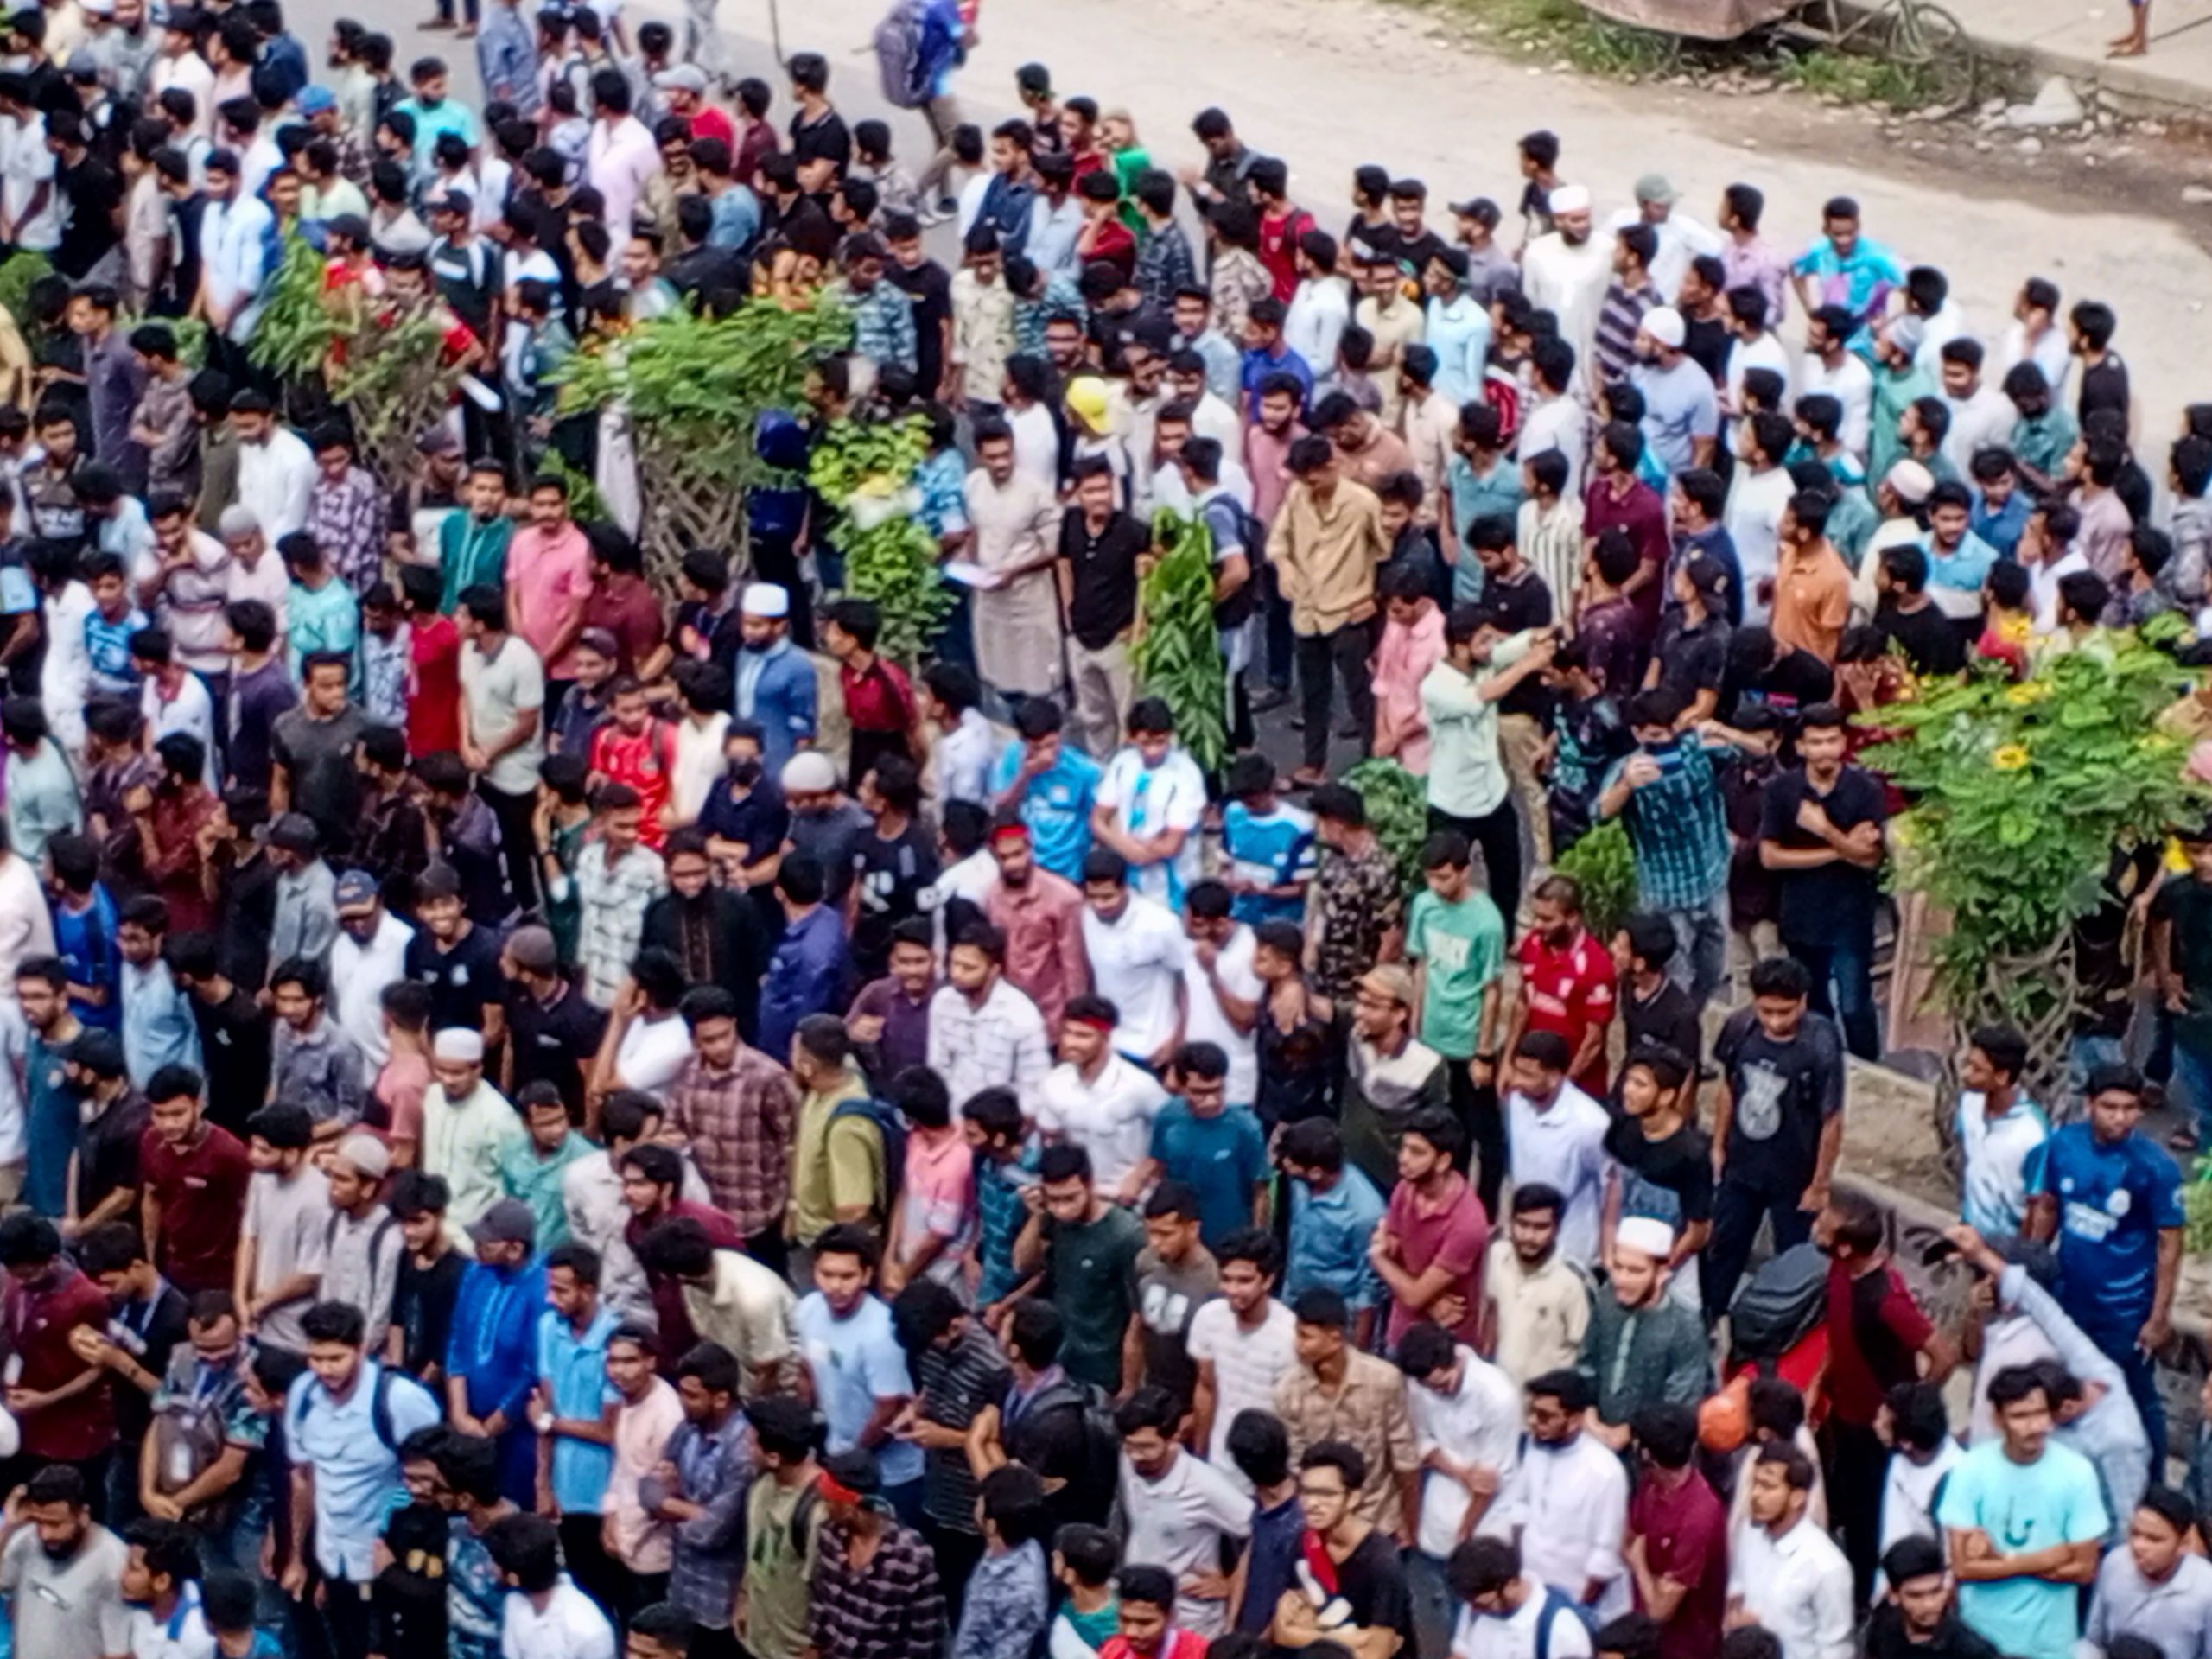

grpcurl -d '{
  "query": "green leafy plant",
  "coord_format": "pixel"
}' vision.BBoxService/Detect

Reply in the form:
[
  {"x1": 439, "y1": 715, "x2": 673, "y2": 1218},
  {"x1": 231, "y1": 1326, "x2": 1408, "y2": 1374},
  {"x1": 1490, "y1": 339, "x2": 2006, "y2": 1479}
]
[
  {"x1": 246, "y1": 233, "x2": 337, "y2": 382},
  {"x1": 1862, "y1": 625, "x2": 2207, "y2": 1057},
  {"x1": 0, "y1": 250, "x2": 50, "y2": 327},
  {"x1": 808, "y1": 412, "x2": 952, "y2": 666},
  {"x1": 555, "y1": 296, "x2": 852, "y2": 589},
  {"x1": 333, "y1": 302, "x2": 471, "y2": 495},
  {"x1": 1344, "y1": 758, "x2": 1429, "y2": 893},
  {"x1": 1134, "y1": 510, "x2": 1228, "y2": 774},
  {"x1": 1554, "y1": 818, "x2": 1637, "y2": 938},
  {"x1": 540, "y1": 450, "x2": 611, "y2": 524}
]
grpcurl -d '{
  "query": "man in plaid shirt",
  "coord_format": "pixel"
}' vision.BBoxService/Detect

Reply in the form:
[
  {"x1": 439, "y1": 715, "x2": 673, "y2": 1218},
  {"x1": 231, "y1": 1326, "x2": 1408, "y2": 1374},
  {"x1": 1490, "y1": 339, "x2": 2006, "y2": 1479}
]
[{"x1": 1598, "y1": 686, "x2": 1735, "y2": 1007}]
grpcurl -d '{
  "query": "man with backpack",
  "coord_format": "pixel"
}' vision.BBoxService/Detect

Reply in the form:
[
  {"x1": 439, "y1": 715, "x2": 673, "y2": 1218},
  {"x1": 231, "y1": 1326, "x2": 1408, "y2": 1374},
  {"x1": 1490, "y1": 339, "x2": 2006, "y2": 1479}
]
[
  {"x1": 1446, "y1": 1535, "x2": 1595, "y2": 1659},
  {"x1": 281, "y1": 1298, "x2": 442, "y2": 1659}
]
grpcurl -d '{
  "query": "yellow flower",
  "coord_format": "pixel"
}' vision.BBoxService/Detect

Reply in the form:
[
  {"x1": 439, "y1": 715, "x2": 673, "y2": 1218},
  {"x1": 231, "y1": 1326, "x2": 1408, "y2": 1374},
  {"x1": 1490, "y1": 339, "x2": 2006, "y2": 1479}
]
[
  {"x1": 2005, "y1": 682, "x2": 2051, "y2": 706},
  {"x1": 1992, "y1": 744, "x2": 2031, "y2": 772}
]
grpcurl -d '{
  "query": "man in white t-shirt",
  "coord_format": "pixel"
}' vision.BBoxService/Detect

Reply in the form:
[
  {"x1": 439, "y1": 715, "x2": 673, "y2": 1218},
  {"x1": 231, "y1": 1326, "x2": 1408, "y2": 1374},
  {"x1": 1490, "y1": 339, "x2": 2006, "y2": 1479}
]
[
  {"x1": 1033, "y1": 994, "x2": 1166, "y2": 1204},
  {"x1": 1078, "y1": 849, "x2": 1188, "y2": 1070},
  {"x1": 1116, "y1": 1382, "x2": 1253, "y2": 1638},
  {"x1": 1185, "y1": 1227, "x2": 1298, "y2": 1480},
  {"x1": 1397, "y1": 1320, "x2": 1523, "y2": 1656},
  {"x1": 1179, "y1": 882, "x2": 1263, "y2": 1111},
  {"x1": 1090, "y1": 698, "x2": 1207, "y2": 910},
  {"x1": 1502, "y1": 1030, "x2": 1613, "y2": 1270},
  {"x1": 1449, "y1": 1534, "x2": 1595, "y2": 1659}
]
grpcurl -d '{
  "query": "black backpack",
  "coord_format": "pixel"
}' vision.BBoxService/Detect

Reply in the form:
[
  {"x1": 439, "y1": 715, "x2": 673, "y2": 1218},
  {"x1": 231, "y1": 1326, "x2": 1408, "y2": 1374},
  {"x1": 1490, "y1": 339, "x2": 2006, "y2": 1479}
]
[
  {"x1": 1202, "y1": 494, "x2": 1263, "y2": 629},
  {"x1": 831, "y1": 1095, "x2": 908, "y2": 1211},
  {"x1": 1018, "y1": 1376, "x2": 1121, "y2": 1514},
  {"x1": 1726, "y1": 1242, "x2": 1830, "y2": 1368}
]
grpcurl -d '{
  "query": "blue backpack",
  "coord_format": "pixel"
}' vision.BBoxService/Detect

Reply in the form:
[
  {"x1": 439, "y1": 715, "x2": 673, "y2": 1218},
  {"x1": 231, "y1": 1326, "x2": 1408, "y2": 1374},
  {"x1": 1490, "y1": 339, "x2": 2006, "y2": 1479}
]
[{"x1": 831, "y1": 1095, "x2": 907, "y2": 1212}]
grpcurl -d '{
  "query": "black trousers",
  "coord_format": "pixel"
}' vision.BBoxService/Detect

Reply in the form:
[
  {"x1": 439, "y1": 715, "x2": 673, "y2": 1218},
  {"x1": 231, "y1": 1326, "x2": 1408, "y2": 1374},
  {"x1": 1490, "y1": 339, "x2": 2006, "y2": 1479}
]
[
  {"x1": 558, "y1": 1513, "x2": 622, "y2": 1624},
  {"x1": 1427, "y1": 799, "x2": 1523, "y2": 925},
  {"x1": 315, "y1": 1575, "x2": 376, "y2": 1659},
  {"x1": 1295, "y1": 620, "x2": 1376, "y2": 771},
  {"x1": 477, "y1": 778, "x2": 539, "y2": 912},
  {"x1": 1448, "y1": 1062, "x2": 1507, "y2": 1217},
  {"x1": 1700, "y1": 1179, "x2": 1815, "y2": 1318},
  {"x1": 1820, "y1": 1416, "x2": 1888, "y2": 1605},
  {"x1": 923, "y1": 1520, "x2": 987, "y2": 1626}
]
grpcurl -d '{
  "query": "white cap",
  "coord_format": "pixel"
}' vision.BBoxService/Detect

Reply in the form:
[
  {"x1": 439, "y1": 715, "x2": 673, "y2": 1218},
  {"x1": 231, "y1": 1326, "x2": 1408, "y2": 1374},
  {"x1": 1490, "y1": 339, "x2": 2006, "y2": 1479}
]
[
  {"x1": 335, "y1": 1132, "x2": 391, "y2": 1179},
  {"x1": 1885, "y1": 458, "x2": 1936, "y2": 505},
  {"x1": 781, "y1": 751, "x2": 838, "y2": 793},
  {"x1": 1641, "y1": 306, "x2": 1686, "y2": 350},
  {"x1": 1547, "y1": 183, "x2": 1591, "y2": 216},
  {"x1": 741, "y1": 582, "x2": 790, "y2": 619},
  {"x1": 1615, "y1": 1217, "x2": 1675, "y2": 1262},
  {"x1": 432, "y1": 1027, "x2": 485, "y2": 1064}
]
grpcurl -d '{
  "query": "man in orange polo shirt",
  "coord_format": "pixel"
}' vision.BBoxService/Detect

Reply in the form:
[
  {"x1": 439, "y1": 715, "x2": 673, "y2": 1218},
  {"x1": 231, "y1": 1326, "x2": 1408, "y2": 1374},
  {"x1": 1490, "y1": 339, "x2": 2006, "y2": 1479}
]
[{"x1": 1770, "y1": 488, "x2": 1852, "y2": 665}]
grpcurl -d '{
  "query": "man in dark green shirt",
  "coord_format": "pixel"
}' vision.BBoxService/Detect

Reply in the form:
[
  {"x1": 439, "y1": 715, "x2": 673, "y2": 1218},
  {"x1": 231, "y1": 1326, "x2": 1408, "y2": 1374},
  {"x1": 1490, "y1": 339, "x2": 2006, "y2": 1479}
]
[{"x1": 1016, "y1": 1142, "x2": 1144, "y2": 1392}]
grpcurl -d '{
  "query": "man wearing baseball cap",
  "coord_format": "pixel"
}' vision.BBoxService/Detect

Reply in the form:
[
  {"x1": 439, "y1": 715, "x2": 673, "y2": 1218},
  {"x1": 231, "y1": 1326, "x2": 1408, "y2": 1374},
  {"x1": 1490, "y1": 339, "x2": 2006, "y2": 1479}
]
[
  {"x1": 447, "y1": 1196, "x2": 546, "y2": 1504},
  {"x1": 330, "y1": 870, "x2": 410, "y2": 1068}
]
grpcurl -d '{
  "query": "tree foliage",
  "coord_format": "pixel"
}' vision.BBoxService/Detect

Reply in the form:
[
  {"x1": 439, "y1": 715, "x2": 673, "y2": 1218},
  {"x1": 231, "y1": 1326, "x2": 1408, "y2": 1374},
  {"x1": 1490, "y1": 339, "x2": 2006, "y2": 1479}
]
[
  {"x1": 1344, "y1": 758, "x2": 1429, "y2": 893},
  {"x1": 554, "y1": 297, "x2": 852, "y2": 590},
  {"x1": 808, "y1": 412, "x2": 950, "y2": 666},
  {"x1": 1554, "y1": 819, "x2": 1637, "y2": 939},
  {"x1": 246, "y1": 234, "x2": 336, "y2": 383},
  {"x1": 1862, "y1": 624, "x2": 2209, "y2": 1037},
  {"x1": 1135, "y1": 510, "x2": 1229, "y2": 774}
]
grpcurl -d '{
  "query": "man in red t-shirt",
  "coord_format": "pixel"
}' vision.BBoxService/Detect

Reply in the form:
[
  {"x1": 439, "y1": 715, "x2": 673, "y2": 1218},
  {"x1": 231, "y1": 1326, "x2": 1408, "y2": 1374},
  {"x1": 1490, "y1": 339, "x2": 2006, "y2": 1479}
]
[
  {"x1": 1626, "y1": 1401, "x2": 1730, "y2": 1659},
  {"x1": 588, "y1": 679, "x2": 680, "y2": 848},
  {"x1": 654, "y1": 67, "x2": 734, "y2": 150},
  {"x1": 1372, "y1": 1107, "x2": 1489, "y2": 1346},
  {"x1": 400, "y1": 564, "x2": 464, "y2": 758},
  {"x1": 1508, "y1": 875, "x2": 1618, "y2": 1097},
  {"x1": 1816, "y1": 1189, "x2": 1957, "y2": 1604},
  {"x1": 138, "y1": 1066, "x2": 251, "y2": 1294},
  {"x1": 822, "y1": 598, "x2": 918, "y2": 792}
]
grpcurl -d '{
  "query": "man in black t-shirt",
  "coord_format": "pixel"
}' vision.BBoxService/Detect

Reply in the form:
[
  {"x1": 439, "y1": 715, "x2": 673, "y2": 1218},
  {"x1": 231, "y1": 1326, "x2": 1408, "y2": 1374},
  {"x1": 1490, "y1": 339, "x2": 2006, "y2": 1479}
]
[
  {"x1": 1757, "y1": 702, "x2": 1887, "y2": 1059},
  {"x1": 1604, "y1": 1044, "x2": 1713, "y2": 1273},
  {"x1": 1274, "y1": 1441, "x2": 1414, "y2": 1654},
  {"x1": 1058, "y1": 456, "x2": 1147, "y2": 760},
  {"x1": 849, "y1": 754, "x2": 940, "y2": 984},
  {"x1": 402, "y1": 865, "x2": 508, "y2": 1034},
  {"x1": 1872, "y1": 544, "x2": 1966, "y2": 677},
  {"x1": 1704, "y1": 954, "x2": 1846, "y2": 1316},
  {"x1": 50, "y1": 110, "x2": 123, "y2": 281},
  {"x1": 884, "y1": 213, "x2": 953, "y2": 397},
  {"x1": 1618, "y1": 912, "x2": 1705, "y2": 1088}
]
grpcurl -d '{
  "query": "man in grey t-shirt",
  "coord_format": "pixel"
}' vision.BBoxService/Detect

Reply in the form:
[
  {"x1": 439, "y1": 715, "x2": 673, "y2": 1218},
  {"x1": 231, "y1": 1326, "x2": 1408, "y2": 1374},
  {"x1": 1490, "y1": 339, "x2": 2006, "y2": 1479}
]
[
  {"x1": 0, "y1": 1465, "x2": 131, "y2": 1659},
  {"x1": 239, "y1": 1102, "x2": 334, "y2": 1353}
]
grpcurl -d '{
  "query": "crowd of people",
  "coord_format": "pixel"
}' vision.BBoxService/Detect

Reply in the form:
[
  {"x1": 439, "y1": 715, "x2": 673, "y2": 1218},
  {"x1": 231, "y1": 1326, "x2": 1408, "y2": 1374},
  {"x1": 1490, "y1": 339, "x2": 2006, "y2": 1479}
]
[{"x1": 0, "y1": 3, "x2": 2204, "y2": 1659}]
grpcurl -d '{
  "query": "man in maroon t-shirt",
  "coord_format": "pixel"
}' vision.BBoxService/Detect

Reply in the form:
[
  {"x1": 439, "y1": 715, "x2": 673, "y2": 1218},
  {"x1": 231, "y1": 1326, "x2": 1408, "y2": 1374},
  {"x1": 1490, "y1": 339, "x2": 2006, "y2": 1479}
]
[
  {"x1": 1816, "y1": 1189, "x2": 1958, "y2": 1603},
  {"x1": 138, "y1": 1065, "x2": 251, "y2": 1294},
  {"x1": 1625, "y1": 1401, "x2": 1728, "y2": 1659},
  {"x1": 617, "y1": 1143, "x2": 741, "y2": 1363},
  {"x1": 1372, "y1": 1107, "x2": 1490, "y2": 1347},
  {"x1": 0, "y1": 1212, "x2": 117, "y2": 1468}
]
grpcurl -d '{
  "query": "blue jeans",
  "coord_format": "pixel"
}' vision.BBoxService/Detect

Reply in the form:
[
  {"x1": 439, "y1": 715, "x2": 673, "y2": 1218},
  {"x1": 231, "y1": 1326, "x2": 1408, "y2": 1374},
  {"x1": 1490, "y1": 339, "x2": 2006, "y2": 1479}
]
[
  {"x1": 2172, "y1": 1039, "x2": 2212, "y2": 1143},
  {"x1": 1663, "y1": 890, "x2": 1731, "y2": 1008},
  {"x1": 1790, "y1": 932, "x2": 1881, "y2": 1059}
]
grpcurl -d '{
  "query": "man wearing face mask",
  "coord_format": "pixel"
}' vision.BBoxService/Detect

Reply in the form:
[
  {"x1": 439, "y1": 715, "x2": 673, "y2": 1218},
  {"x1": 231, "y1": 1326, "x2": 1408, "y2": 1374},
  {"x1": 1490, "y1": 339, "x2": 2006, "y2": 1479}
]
[
  {"x1": 639, "y1": 829, "x2": 769, "y2": 1042},
  {"x1": 730, "y1": 582, "x2": 815, "y2": 773}
]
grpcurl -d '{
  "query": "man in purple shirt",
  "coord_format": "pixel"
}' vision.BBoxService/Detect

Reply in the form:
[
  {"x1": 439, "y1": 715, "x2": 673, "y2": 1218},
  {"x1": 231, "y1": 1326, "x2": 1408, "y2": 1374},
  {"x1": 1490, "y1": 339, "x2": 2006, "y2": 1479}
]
[{"x1": 847, "y1": 916, "x2": 938, "y2": 1084}]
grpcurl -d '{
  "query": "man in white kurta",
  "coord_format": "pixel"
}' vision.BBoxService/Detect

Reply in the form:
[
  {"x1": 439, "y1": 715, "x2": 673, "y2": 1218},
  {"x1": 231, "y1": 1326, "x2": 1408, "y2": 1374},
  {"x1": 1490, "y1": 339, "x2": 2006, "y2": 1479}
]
[{"x1": 963, "y1": 423, "x2": 1064, "y2": 702}]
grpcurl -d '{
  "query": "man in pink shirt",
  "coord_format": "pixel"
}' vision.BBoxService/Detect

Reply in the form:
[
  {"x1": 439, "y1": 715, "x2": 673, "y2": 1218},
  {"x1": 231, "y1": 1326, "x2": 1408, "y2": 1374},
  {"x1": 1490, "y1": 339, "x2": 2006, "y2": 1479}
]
[
  {"x1": 1370, "y1": 1105, "x2": 1490, "y2": 1346},
  {"x1": 505, "y1": 474, "x2": 594, "y2": 701},
  {"x1": 981, "y1": 819, "x2": 1090, "y2": 1039},
  {"x1": 884, "y1": 1068, "x2": 974, "y2": 1293}
]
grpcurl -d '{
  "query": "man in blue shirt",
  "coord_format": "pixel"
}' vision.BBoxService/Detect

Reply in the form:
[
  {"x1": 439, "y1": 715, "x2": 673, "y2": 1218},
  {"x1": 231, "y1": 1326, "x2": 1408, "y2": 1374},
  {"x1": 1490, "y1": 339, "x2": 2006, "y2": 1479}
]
[
  {"x1": 1275, "y1": 1116, "x2": 1387, "y2": 1346},
  {"x1": 988, "y1": 699, "x2": 1101, "y2": 885},
  {"x1": 445, "y1": 1198, "x2": 548, "y2": 1509},
  {"x1": 532, "y1": 1239, "x2": 619, "y2": 1612},
  {"x1": 1220, "y1": 753, "x2": 1316, "y2": 928},
  {"x1": 756, "y1": 854, "x2": 848, "y2": 1065},
  {"x1": 1239, "y1": 298, "x2": 1313, "y2": 423},
  {"x1": 731, "y1": 582, "x2": 816, "y2": 772},
  {"x1": 283, "y1": 1298, "x2": 442, "y2": 1659},
  {"x1": 2028, "y1": 1063, "x2": 2184, "y2": 1464},
  {"x1": 1141, "y1": 1042, "x2": 1268, "y2": 1250}
]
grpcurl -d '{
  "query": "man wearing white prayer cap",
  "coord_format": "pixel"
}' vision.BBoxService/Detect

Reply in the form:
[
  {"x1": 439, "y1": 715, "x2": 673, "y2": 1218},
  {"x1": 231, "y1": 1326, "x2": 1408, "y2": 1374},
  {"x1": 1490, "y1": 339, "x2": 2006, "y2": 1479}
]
[
  {"x1": 323, "y1": 1131, "x2": 405, "y2": 1352},
  {"x1": 1584, "y1": 1214, "x2": 1710, "y2": 1446},
  {"x1": 419, "y1": 1027, "x2": 514, "y2": 1247},
  {"x1": 733, "y1": 580, "x2": 816, "y2": 772},
  {"x1": 1523, "y1": 180, "x2": 1611, "y2": 399}
]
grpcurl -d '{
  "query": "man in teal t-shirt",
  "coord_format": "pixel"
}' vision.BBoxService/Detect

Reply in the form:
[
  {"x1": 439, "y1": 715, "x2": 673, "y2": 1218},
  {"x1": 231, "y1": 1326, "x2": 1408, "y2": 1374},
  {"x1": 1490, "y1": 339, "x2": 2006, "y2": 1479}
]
[
  {"x1": 1144, "y1": 1043, "x2": 1268, "y2": 1249},
  {"x1": 1404, "y1": 830, "x2": 1507, "y2": 1064},
  {"x1": 1936, "y1": 1366, "x2": 2108, "y2": 1659}
]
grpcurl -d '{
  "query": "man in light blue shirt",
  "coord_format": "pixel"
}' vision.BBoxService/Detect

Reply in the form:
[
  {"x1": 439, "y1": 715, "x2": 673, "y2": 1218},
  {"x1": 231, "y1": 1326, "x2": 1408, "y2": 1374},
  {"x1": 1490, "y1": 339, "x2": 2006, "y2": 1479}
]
[
  {"x1": 282, "y1": 537, "x2": 360, "y2": 682},
  {"x1": 1276, "y1": 1116, "x2": 1387, "y2": 1339},
  {"x1": 118, "y1": 898, "x2": 201, "y2": 1090},
  {"x1": 731, "y1": 583, "x2": 816, "y2": 772},
  {"x1": 989, "y1": 700, "x2": 1102, "y2": 885},
  {"x1": 1955, "y1": 1024, "x2": 2049, "y2": 1239},
  {"x1": 200, "y1": 150, "x2": 276, "y2": 344},
  {"x1": 792, "y1": 1224, "x2": 925, "y2": 1521},
  {"x1": 395, "y1": 59, "x2": 481, "y2": 181},
  {"x1": 283, "y1": 1298, "x2": 443, "y2": 1643},
  {"x1": 1634, "y1": 308, "x2": 1720, "y2": 479},
  {"x1": 2, "y1": 701, "x2": 80, "y2": 870},
  {"x1": 1936, "y1": 1363, "x2": 2109, "y2": 1659},
  {"x1": 534, "y1": 1242, "x2": 618, "y2": 1554},
  {"x1": 1423, "y1": 252, "x2": 1492, "y2": 409}
]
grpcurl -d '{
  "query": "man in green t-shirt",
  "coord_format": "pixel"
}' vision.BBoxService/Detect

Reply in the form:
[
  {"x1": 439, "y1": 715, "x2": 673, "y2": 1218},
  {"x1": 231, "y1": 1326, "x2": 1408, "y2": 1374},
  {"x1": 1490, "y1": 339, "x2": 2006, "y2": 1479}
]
[
  {"x1": 738, "y1": 1394, "x2": 825, "y2": 1659},
  {"x1": 1014, "y1": 1142, "x2": 1144, "y2": 1392},
  {"x1": 1404, "y1": 829, "x2": 1509, "y2": 1206}
]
